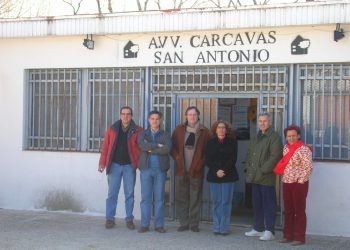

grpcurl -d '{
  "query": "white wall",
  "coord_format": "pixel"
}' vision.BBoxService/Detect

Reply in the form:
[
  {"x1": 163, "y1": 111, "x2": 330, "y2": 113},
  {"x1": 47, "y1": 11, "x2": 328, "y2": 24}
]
[{"x1": 307, "y1": 162, "x2": 350, "y2": 237}]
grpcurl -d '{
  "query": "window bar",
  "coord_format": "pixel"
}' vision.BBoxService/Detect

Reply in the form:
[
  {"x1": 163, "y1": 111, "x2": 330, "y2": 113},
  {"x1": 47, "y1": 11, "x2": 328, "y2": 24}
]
[
  {"x1": 50, "y1": 70, "x2": 54, "y2": 149},
  {"x1": 302, "y1": 66, "x2": 308, "y2": 144},
  {"x1": 56, "y1": 70, "x2": 60, "y2": 150},
  {"x1": 118, "y1": 68, "x2": 122, "y2": 119},
  {"x1": 236, "y1": 67, "x2": 239, "y2": 92},
  {"x1": 221, "y1": 67, "x2": 225, "y2": 92},
  {"x1": 252, "y1": 66, "x2": 255, "y2": 91},
  {"x1": 276, "y1": 67, "x2": 279, "y2": 92},
  {"x1": 214, "y1": 67, "x2": 217, "y2": 91},
  {"x1": 339, "y1": 65, "x2": 343, "y2": 159},
  {"x1": 267, "y1": 66, "x2": 272, "y2": 92},
  {"x1": 244, "y1": 66, "x2": 247, "y2": 91},
  {"x1": 112, "y1": 68, "x2": 115, "y2": 123},
  {"x1": 133, "y1": 69, "x2": 136, "y2": 116},
  {"x1": 44, "y1": 70, "x2": 48, "y2": 149},
  {"x1": 104, "y1": 69, "x2": 108, "y2": 148},
  {"x1": 75, "y1": 69, "x2": 80, "y2": 151},
  {"x1": 229, "y1": 66, "x2": 232, "y2": 92},
  {"x1": 98, "y1": 68, "x2": 103, "y2": 150},
  {"x1": 321, "y1": 64, "x2": 325, "y2": 159},
  {"x1": 92, "y1": 69, "x2": 96, "y2": 151},
  {"x1": 310, "y1": 65, "x2": 316, "y2": 153},
  {"x1": 38, "y1": 70, "x2": 42, "y2": 149},
  {"x1": 185, "y1": 68, "x2": 188, "y2": 92},
  {"x1": 199, "y1": 68, "x2": 202, "y2": 91},
  {"x1": 30, "y1": 74, "x2": 35, "y2": 149},
  {"x1": 62, "y1": 69, "x2": 67, "y2": 151},
  {"x1": 69, "y1": 70, "x2": 73, "y2": 150},
  {"x1": 260, "y1": 66, "x2": 263, "y2": 91},
  {"x1": 125, "y1": 68, "x2": 129, "y2": 107},
  {"x1": 192, "y1": 67, "x2": 195, "y2": 91},
  {"x1": 330, "y1": 64, "x2": 334, "y2": 158}
]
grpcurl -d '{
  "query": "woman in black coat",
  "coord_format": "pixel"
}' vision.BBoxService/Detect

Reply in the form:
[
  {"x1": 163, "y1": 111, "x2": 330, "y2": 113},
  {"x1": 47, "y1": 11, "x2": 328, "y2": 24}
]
[{"x1": 205, "y1": 120, "x2": 238, "y2": 235}]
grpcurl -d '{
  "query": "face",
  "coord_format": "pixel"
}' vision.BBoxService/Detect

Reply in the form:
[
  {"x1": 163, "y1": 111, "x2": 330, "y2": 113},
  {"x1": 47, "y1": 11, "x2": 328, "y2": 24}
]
[
  {"x1": 186, "y1": 108, "x2": 199, "y2": 126},
  {"x1": 258, "y1": 115, "x2": 272, "y2": 133},
  {"x1": 286, "y1": 130, "x2": 300, "y2": 145},
  {"x1": 120, "y1": 108, "x2": 132, "y2": 127},
  {"x1": 148, "y1": 114, "x2": 161, "y2": 131},
  {"x1": 216, "y1": 123, "x2": 226, "y2": 138}
]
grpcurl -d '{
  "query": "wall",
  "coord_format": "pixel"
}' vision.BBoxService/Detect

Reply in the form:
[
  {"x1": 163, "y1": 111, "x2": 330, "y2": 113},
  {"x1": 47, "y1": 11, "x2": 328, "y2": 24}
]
[{"x1": 307, "y1": 162, "x2": 350, "y2": 236}]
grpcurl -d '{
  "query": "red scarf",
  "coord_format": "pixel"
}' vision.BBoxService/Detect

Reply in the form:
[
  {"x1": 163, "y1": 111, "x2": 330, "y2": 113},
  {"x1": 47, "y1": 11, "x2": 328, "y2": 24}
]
[{"x1": 274, "y1": 140, "x2": 311, "y2": 176}]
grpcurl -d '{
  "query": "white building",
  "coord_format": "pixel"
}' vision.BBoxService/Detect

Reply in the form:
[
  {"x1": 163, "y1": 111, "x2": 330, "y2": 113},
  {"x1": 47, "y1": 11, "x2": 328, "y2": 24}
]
[{"x1": 0, "y1": 0, "x2": 350, "y2": 237}]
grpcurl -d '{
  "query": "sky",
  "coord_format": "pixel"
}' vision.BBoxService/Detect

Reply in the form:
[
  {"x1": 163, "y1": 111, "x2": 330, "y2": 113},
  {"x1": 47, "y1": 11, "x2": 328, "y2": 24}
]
[{"x1": 10, "y1": 0, "x2": 310, "y2": 17}]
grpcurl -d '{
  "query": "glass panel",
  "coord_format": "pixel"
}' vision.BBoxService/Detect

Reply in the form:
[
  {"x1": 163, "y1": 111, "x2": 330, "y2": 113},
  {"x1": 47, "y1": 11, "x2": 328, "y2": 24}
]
[{"x1": 300, "y1": 64, "x2": 350, "y2": 160}]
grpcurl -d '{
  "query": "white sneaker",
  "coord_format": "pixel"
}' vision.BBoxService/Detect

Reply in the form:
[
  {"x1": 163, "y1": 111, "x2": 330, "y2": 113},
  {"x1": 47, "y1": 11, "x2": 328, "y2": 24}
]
[
  {"x1": 259, "y1": 230, "x2": 275, "y2": 241},
  {"x1": 245, "y1": 229, "x2": 264, "y2": 237}
]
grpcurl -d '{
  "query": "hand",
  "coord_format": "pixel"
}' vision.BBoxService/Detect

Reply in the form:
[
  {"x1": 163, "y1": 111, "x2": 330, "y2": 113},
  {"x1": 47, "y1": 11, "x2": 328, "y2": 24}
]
[
  {"x1": 158, "y1": 144, "x2": 164, "y2": 147},
  {"x1": 216, "y1": 169, "x2": 225, "y2": 178},
  {"x1": 98, "y1": 165, "x2": 105, "y2": 173}
]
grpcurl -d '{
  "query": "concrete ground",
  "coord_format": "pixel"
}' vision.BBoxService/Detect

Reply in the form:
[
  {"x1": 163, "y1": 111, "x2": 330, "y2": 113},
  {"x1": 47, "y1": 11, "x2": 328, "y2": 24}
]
[{"x1": 1, "y1": 209, "x2": 350, "y2": 250}]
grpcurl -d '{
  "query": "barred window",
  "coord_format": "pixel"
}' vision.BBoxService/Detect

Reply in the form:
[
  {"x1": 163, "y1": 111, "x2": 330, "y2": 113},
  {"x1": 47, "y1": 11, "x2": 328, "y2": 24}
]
[
  {"x1": 299, "y1": 64, "x2": 350, "y2": 160},
  {"x1": 87, "y1": 68, "x2": 144, "y2": 152},
  {"x1": 27, "y1": 69, "x2": 81, "y2": 151}
]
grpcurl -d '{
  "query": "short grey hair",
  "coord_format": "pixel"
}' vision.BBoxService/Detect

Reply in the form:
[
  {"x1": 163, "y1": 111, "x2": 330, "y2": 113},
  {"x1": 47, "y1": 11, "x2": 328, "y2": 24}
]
[{"x1": 258, "y1": 112, "x2": 272, "y2": 121}]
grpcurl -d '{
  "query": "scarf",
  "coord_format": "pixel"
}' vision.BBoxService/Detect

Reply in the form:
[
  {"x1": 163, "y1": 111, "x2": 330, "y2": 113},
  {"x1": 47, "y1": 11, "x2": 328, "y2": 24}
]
[
  {"x1": 274, "y1": 140, "x2": 311, "y2": 176},
  {"x1": 185, "y1": 122, "x2": 199, "y2": 148}
]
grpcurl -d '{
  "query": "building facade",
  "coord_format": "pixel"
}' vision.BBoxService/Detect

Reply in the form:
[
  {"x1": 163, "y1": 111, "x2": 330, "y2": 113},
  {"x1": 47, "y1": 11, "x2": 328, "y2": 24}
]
[{"x1": 0, "y1": 1, "x2": 350, "y2": 236}]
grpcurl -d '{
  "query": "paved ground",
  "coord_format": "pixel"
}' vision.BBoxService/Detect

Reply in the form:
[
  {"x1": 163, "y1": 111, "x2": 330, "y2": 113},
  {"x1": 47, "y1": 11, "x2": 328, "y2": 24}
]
[{"x1": 1, "y1": 209, "x2": 350, "y2": 250}]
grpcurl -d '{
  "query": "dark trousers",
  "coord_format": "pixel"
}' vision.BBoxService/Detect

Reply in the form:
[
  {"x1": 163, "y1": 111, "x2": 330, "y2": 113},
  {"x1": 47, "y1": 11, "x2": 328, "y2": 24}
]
[
  {"x1": 175, "y1": 174, "x2": 203, "y2": 227},
  {"x1": 283, "y1": 181, "x2": 309, "y2": 243},
  {"x1": 252, "y1": 183, "x2": 277, "y2": 233}
]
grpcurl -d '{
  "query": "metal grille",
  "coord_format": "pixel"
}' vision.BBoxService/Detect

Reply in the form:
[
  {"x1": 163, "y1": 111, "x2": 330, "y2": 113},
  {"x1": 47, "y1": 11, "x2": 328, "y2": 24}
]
[
  {"x1": 152, "y1": 65, "x2": 288, "y2": 133},
  {"x1": 299, "y1": 64, "x2": 350, "y2": 160},
  {"x1": 27, "y1": 69, "x2": 81, "y2": 151},
  {"x1": 152, "y1": 66, "x2": 287, "y2": 93},
  {"x1": 87, "y1": 68, "x2": 144, "y2": 152}
]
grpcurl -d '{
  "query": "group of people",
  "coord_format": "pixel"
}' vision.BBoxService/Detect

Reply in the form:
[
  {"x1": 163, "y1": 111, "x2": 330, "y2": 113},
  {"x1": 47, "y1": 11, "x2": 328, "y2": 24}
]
[{"x1": 98, "y1": 106, "x2": 313, "y2": 246}]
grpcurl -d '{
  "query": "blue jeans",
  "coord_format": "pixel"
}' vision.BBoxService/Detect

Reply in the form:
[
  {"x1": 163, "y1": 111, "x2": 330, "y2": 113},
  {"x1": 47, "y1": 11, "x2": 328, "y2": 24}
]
[
  {"x1": 140, "y1": 165, "x2": 167, "y2": 228},
  {"x1": 252, "y1": 183, "x2": 277, "y2": 233},
  {"x1": 210, "y1": 182, "x2": 235, "y2": 234},
  {"x1": 106, "y1": 163, "x2": 135, "y2": 222}
]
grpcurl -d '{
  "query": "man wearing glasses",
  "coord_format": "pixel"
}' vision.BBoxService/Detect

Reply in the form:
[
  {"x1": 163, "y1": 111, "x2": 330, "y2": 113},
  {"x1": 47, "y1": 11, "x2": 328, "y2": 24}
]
[{"x1": 98, "y1": 106, "x2": 143, "y2": 229}]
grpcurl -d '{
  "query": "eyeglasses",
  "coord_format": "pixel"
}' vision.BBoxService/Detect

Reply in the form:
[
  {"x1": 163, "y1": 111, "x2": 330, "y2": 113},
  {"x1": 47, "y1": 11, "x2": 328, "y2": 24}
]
[{"x1": 121, "y1": 113, "x2": 132, "y2": 116}]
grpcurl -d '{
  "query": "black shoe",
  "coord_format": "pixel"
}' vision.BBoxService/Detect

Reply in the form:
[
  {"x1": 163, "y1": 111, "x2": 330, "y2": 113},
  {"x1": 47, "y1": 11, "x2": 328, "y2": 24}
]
[
  {"x1": 138, "y1": 227, "x2": 149, "y2": 233},
  {"x1": 213, "y1": 232, "x2": 220, "y2": 236},
  {"x1": 221, "y1": 232, "x2": 230, "y2": 236},
  {"x1": 155, "y1": 227, "x2": 166, "y2": 233},
  {"x1": 105, "y1": 220, "x2": 115, "y2": 229},
  {"x1": 126, "y1": 221, "x2": 135, "y2": 230},
  {"x1": 177, "y1": 225, "x2": 189, "y2": 232},
  {"x1": 190, "y1": 225, "x2": 200, "y2": 232}
]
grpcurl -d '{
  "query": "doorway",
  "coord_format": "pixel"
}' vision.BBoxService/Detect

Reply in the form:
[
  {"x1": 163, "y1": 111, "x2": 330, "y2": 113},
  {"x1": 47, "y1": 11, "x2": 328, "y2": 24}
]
[
  {"x1": 173, "y1": 96, "x2": 284, "y2": 226},
  {"x1": 217, "y1": 98, "x2": 257, "y2": 226}
]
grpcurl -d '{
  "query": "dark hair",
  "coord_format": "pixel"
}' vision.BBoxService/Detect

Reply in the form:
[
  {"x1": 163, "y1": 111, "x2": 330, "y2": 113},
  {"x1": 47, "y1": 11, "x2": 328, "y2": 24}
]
[
  {"x1": 210, "y1": 120, "x2": 236, "y2": 139},
  {"x1": 284, "y1": 124, "x2": 301, "y2": 137},
  {"x1": 185, "y1": 106, "x2": 200, "y2": 116},
  {"x1": 120, "y1": 106, "x2": 133, "y2": 116},
  {"x1": 185, "y1": 106, "x2": 200, "y2": 123},
  {"x1": 148, "y1": 110, "x2": 163, "y2": 119}
]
